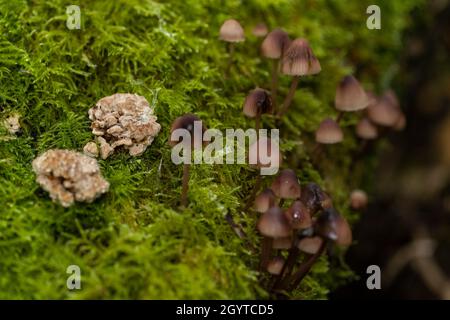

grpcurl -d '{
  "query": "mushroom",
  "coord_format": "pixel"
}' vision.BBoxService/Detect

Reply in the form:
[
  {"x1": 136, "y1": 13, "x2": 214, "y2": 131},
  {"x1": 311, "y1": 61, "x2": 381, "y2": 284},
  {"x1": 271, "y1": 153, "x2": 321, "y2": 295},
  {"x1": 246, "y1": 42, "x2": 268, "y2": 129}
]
[
  {"x1": 315, "y1": 118, "x2": 343, "y2": 144},
  {"x1": 314, "y1": 207, "x2": 352, "y2": 246},
  {"x1": 350, "y1": 189, "x2": 368, "y2": 210},
  {"x1": 278, "y1": 38, "x2": 321, "y2": 116},
  {"x1": 335, "y1": 75, "x2": 370, "y2": 123},
  {"x1": 367, "y1": 90, "x2": 402, "y2": 127},
  {"x1": 285, "y1": 200, "x2": 312, "y2": 229},
  {"x1": 393, "y1": 112, "x2": 406, "y2": 131},
  {"x1": 356, "y1": 117, "x2": 378, "y2": 140},
  {"x1": 267, "y1": 256, "x2": 286, "y2": 275},
  {"x1": 297, "y1": 236, "x2": 324, "y2": 254},
  {"x1": 270, "y1": 169, "x2": 301, "y2": 205},
  {"x1": 243, "y1": 88, "x2": 273, "y2": 133},
  {"x1": 257, "y1": 206, "x2": 291, "y2": 269},
  {"x1": 169, "y1": 114, "x2": 206, "y2": 208},
  {"x1": 261, "y1": 28, "x2": 291, "y2": 105},
  {"x1": 219, "y1": 19, "x2": 245, "y2": 73},
  {"x1": 254, "y1": 188, "x2": 276, "y2": 213},
  {"x1": 252, "y1": 23, "x2": 268, "y2": 37},
  {"x1": 299, "y1": 182, "x2": 333, "y2": 216}
]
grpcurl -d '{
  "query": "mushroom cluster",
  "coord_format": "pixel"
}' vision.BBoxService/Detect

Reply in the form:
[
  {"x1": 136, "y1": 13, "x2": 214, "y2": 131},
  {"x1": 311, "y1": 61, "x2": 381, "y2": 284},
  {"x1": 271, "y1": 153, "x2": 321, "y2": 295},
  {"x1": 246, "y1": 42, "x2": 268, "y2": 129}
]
[
  {"x1": 87, "y1": 93, "x2": 161, "y2": 159},
  {"x1": 254, "y1": 169, "x2": 351, "y2": 293},
  {"x1": 32, "y1": 149, "x2": 109, "y2": 207}
]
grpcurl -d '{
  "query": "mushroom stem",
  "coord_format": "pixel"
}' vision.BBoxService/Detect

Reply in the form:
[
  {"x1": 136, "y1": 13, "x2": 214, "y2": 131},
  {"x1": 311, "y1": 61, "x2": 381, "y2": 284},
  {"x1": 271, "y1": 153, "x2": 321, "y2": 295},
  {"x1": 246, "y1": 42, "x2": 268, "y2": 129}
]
[
  {"x1": 349, "y1": 140, "x2": 371, "y2": 171},
  {"x1": 255, "y1": 112, "x2": 261, "y2": 138},
  {"x1": 271, "y1": 60, "x2": 279, "y2": 107},
  {"x1": 260, "y1": 236, "x2": 273, "y2": 270},
  {"x1": 335, "y1": 111, "x2": 344, "y2": 124},
  {"x1": 226, "y1": 42, "x2": 235, "y2": 75},
  {"x1": 272, "y1": 241, "x2": 300, "y2": 291},
  {"x1": 245, "y1": 174, "x2": 262, "y2": 210},
  {"x1": 311, "y1": 143, "x2": 323, "y2": 163},
  {"x1": 225, "y1": 212, "x2": 247, "y2": 239},
  {"x1": 289, "y1": 240, "x2": 326, "y2": 290},
  {"x1": 181, "y1": 163, "x2": 190, "y2": 207},
  {"x1": 278, "y1": 76, "x2": 300, "y2": 116}
]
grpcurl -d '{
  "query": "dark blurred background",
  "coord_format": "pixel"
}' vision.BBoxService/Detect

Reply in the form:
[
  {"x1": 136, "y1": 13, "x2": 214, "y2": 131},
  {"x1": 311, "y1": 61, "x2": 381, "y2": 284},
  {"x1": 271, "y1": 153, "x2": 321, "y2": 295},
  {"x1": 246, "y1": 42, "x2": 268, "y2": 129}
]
[{"x1": 333, "y1": 0, "x2": 450, "y2": 299}]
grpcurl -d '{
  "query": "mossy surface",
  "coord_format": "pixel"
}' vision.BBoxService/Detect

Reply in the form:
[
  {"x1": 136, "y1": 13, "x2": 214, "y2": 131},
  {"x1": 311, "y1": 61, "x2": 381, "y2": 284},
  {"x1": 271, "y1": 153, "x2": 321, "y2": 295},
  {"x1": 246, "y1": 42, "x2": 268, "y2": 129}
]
[{"x1": 0, "y1": 0, "x2": 422, "y2": 299}]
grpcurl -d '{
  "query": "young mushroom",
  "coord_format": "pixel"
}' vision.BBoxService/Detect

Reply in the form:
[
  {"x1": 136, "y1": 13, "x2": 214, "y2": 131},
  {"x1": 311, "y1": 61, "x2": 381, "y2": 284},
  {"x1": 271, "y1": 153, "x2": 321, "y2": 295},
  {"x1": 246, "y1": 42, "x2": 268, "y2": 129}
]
[
  {"x1": 356, "y1": 117, "x2": 378, "y2": 140},
  {"x1": 219, "y1": 19, "x2": 245, "y2": 73},
  {"x1": 313, "y1": 118, "x2": 344, "y2": 159},
  {"x1": 297, "y1": 236, "x2": 324, "y2": 255},
  {"x1": 314, "y1": 207, "x2": 352, "y2": 247},
  {"x1": 257, "y1": 206, "x2": 291, "y2": 269},
  {"x1": 285, "y1": 200, "x2": 312, "y2": 230},
  {"x1": 278, "y1": 38, "x2": 321, "y2": 116},
  {"x1": 252, "y1": 23, "x2": 268, "y2": 37},
  {"x1": 267, "y1": 256, "x2": 286, "y2": 275},
  {"x1": 243, "y1": 88, "x2": 274, "y2": 134},
  {"x1": 367, "y1": 90, "x2": 402, "y2": 127},
  {"x1": 350, "y1": 189, "x2": 369, "y2": 210},
  {"x1": 300, "y1": 182, "x2": 333, "y2": 216},
  {"x1": 334, "y1": 75, "x2": 370, "y2": 123},
  {"x1": 254, "y1": 188, "x2": 276, "y2": 213},
  {"x1": 169, "y1": 114, "x2": 206, "y2": 208},
  {"x1": 270, "y1": 169, "x2": 301, "y2": 206},
  {"x1": 261, "y1": 28, "x2": 291, "y2": 105},
  {"x1": 315, "y1": 118, "x2": 343, "y2": 144}
]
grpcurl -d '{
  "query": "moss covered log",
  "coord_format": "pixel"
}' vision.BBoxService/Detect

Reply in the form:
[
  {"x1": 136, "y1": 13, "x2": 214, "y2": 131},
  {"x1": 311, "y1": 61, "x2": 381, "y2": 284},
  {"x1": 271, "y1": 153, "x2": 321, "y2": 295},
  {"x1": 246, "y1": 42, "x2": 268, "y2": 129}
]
[{"x1": 0, "y1": 0, "x2": 423, "y2": 299}]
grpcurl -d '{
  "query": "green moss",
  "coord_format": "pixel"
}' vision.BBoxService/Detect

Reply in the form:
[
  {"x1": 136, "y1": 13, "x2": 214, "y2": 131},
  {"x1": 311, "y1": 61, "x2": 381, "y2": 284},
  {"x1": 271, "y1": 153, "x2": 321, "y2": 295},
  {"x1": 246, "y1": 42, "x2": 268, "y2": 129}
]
[{"x1": 0, "y1": 0, "x2": 423, "y2": 299}]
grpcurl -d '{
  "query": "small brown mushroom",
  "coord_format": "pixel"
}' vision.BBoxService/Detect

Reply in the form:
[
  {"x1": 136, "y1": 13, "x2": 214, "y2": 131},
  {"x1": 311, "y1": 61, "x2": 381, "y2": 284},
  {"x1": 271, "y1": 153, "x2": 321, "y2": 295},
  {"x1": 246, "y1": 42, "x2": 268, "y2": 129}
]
[
  {"x1": 300, "y1": 182, "x2": 333, "y2": 216},
  {"x1": 285, "y1": 200, "x2": 312, "y2": 229},
  {"x1": 267, "y1": 256, "x2": 285, "y2": 275},
  {"x1": 335, "y1": 75, "x2": 370, "y2": 122},
  {"x1": 367, "y1": 91, "x2": 402, "y2": 127},
  {"x1": 315, "y1": 118, "x2": 343, "y2": 144},
  {"x1": 252, "y1": 23, "x2": 268, "y2": 37},
  {"x1": 219, "y1": 19, "x2": 245, "y2": 74},
  {"x1": 270, "y1": 169, "x2": 301, "y2": 200},
  {"x1": 297, "y1": 236, "x2": 324, "y2": 254},
  {"x1": 315, "y1": 208, "x2": 352, "y2": 246},
  {"x1": 169, "y1": 114, "x2": 206, "y2": 208},
  {"x1": 219, "y1": 19, "x2": 245, "y2": 42},
  {"x1": 278, "y1": 38, "x2": 321, "y2": 116},
  {"x1": 261, "y1": 28, "x2": 291, "y2": 104},
  {"x1": 254, "y1": 188, "x2": 276, "y2": 213},
  {"x1": 350, "y1": 189, "x2": 368, "y2": 210},
  {"x1": 356, "y1": 117, "x2": 378, "y2": 140},
  {"x1": 243, "y1": 88, "x2": 273, "y2": 133}
]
